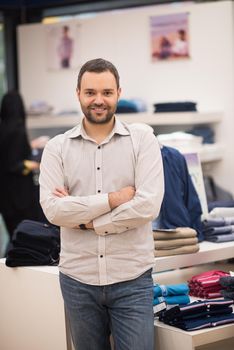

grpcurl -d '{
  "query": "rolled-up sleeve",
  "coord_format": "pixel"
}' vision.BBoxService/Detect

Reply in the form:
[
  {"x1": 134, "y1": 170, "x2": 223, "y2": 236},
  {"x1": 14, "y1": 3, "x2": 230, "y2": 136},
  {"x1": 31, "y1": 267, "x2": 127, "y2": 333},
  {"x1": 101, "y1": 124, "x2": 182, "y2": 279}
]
[
  {"x1": 39, "y1": 137, "x2": 110, "y2": 228},
  {"x1": 93, "y1": 130, "x2": 164, "y2": 235}
]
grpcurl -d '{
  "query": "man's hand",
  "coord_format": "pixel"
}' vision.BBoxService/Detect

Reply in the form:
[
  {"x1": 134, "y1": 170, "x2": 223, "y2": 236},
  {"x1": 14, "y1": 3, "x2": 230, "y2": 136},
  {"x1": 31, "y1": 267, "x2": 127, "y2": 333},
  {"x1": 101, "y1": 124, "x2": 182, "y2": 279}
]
[
  {"x1": 53, "y1": 187, "x2": 94, "y2": 229},
  {"x1": 108, "y1": 186, "x2": 135, "y2": 210},
  {"x1": 53, "y1": 187, "x2": 69, "y2": 198}
]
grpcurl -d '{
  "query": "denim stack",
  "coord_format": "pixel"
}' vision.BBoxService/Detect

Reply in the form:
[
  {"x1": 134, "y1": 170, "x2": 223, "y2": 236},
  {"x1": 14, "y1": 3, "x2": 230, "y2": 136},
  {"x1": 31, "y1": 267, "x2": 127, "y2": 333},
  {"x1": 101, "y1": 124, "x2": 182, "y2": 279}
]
[
  {"x1": 220, "y1": 276, "x2": 234, "y2": 299},
  {"x1": 153, "y1": 283, "x2": 190, "y2": 306},
  {"x1": 202, "y1": 217, "x2": 234, "y2": 243},
  {"x1": 158, "y1": 299, "x2": 234, "y2": 331}
]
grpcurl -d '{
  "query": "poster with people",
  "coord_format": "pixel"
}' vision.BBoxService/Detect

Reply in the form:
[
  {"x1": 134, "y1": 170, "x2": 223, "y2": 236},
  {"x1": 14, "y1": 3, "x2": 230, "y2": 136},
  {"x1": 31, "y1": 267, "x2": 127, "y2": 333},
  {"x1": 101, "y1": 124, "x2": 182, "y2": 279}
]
[
  {"x1": 150, "y1": 12, "x2": 190, "y2": 62},
  {"x1": 45, "y1": 21, "x2": 80, "y2": 70}
]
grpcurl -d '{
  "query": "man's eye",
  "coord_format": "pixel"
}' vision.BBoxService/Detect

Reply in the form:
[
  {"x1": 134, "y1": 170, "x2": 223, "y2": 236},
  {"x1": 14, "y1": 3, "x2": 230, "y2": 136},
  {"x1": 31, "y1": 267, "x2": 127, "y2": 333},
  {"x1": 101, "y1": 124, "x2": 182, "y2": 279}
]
[
  {"x1": 85, "y1": 91, "x2": 94, "y2": 96},
  {"x1": 104, "y1": 91, "x2": 112, "y2": 96}
]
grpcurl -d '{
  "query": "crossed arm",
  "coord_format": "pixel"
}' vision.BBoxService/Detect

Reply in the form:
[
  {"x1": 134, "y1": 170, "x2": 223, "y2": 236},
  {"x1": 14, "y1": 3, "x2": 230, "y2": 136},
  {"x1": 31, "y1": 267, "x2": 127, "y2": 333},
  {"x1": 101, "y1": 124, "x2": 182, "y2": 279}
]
[
  {"x1": 39, "y1": 131, "x2": 164, "y2": 235},
  {"x1": 53, "y1": 186, "x2": 136, "y2": 229}
]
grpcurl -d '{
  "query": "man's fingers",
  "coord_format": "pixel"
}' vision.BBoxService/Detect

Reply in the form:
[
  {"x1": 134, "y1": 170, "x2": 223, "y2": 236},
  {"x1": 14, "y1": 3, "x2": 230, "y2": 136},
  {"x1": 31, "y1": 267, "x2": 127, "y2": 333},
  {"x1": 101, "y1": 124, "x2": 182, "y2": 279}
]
[
  {"x1": 53, "y1": 187, "x2": 69, "y2": 197},
  {"x1": 53, "y1": 190, "x2": 64, "y2": 197}
]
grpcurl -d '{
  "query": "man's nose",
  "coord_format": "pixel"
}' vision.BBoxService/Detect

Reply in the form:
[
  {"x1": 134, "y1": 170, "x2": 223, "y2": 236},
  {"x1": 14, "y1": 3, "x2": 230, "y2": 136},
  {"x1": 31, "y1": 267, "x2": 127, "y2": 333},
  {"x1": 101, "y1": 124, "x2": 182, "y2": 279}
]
[{"x1": 94, "y1": 93, "x2": 104, "y2": 104}]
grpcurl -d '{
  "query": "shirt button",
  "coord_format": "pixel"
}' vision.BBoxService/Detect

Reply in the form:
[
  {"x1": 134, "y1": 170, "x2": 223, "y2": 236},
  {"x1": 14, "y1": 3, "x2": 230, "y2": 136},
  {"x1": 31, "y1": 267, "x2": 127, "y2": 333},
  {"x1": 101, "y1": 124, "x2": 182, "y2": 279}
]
[
  {"x1": 98, "y1": 146, "x2": 101, "y2": 149},
  {"x1": 98, "y1": 190, "x2": 101, "y2": 193},
  {"x1": 97, "y1": 167, "x2": 100, "y2": 170},
  {"x1": 100, "y1": 255, "x2": 103, "y2": 258}
]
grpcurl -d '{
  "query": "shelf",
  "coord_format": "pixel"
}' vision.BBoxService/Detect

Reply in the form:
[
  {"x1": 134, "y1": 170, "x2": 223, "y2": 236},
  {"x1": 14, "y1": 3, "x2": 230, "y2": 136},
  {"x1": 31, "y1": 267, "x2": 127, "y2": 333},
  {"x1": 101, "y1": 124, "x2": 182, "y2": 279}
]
[
  {"x1": 199, "y1": 143, "x2": 224, "y2": 163},
  {"x1": 26, "y1": 111, "x2": 222, "y2": 129},
  {"x1": 154, "y1": 318, "x2": 234, "y2": 350},
  {"x1": 159, "y1": 143, "x2": 224, "y2": 163},
  {"x1": 117, "y1": 111, "x2": 222, "y2": 125},
  {"x1": 26, "y1": 114, "x2": 81, "y2": 129},
  {"x1": 153, "y1": 240, "x2": 234, "y2": 273},
  {"x1": 182, "y1": 143, "x2": 224, "y2": 163}
]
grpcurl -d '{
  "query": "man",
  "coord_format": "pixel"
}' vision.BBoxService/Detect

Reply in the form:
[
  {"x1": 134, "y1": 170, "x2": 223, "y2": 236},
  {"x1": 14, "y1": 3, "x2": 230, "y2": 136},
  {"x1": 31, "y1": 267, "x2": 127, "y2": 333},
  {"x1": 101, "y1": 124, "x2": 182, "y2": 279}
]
[
  {"x1": 39, "y1": 58, "x2": 164, "y2": 350},
  {"x1": 172, "y1": 29, "x2": 189, "y2": 57},
  {"x1": 57, "y1": 25, "x2": 73, "y2": 68}
]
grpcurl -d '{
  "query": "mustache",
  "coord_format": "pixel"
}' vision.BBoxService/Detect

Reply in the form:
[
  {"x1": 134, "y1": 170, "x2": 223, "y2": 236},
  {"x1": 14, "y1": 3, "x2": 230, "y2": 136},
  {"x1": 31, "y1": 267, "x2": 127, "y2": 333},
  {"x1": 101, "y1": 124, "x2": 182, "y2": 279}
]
[{"x1": 89, "y1": 104, "x2": 107, "y2": 108}]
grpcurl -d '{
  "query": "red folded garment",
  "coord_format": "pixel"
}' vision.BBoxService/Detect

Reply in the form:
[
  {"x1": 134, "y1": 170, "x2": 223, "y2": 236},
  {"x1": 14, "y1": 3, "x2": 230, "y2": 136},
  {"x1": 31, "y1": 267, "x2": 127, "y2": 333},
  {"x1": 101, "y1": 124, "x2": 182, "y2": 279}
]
[
  {"x1": 189, "y1": 270, "x2": 229, "y2": 282},
  {"x1": 188, "y1": 270, "x2": 230, "y2": 298}
]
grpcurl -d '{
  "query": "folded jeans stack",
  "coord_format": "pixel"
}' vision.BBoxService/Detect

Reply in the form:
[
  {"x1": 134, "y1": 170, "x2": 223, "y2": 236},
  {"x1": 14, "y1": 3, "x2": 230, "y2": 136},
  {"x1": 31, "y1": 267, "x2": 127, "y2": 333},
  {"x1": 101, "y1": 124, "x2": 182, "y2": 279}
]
[
  {"x1": 153, "y1": 283, "x2": 190, "y2": 306},
  {"x1": 220, "y1": 276, "x2": 234, "y2": 299},
  {"x1": 158, "y1": 299, "x2": 234, "y2": 331},
  {"x1": 188, "y1": 270, "x2": 230, "y2": 298},
  {"x1": 153, "y1": 227, "x2": 199, "y2": 257},
  {"x1": 202, "y1": 217, "x2": 234, "y2": 243}
]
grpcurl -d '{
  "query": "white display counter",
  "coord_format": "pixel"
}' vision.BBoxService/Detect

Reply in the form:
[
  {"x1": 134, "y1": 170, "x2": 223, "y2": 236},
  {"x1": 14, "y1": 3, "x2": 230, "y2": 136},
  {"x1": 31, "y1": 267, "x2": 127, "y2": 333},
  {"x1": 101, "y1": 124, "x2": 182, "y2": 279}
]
[
  {"x1": 0, "y1": 260, "x2": 72, "y2": 350},
  {"x1": 1, "y1": 240, "x2": 234, "y2": 350}
]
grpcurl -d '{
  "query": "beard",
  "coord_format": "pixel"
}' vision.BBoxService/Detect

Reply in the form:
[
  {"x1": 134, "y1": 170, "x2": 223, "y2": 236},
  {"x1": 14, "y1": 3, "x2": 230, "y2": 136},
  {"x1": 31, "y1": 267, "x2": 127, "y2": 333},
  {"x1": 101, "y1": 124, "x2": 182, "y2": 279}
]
[{"x1": 80, "y1": 103, "x2": 117, "y2": 124}]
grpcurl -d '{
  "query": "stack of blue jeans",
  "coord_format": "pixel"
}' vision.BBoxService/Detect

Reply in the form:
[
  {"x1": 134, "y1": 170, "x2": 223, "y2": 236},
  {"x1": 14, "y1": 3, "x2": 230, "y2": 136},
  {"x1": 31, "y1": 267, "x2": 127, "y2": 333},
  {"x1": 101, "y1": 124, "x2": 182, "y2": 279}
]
[
  {"x1": 220, "y1": 276, "x2": 234, "y2": 299},
  {"x1": 202, "y1": 217, "x2": 234, "y2": 242}
]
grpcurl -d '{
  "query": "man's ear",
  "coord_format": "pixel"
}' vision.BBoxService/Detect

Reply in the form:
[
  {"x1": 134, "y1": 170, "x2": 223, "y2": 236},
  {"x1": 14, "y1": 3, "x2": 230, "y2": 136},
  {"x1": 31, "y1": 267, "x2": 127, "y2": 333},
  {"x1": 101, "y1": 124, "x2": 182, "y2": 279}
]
[
  {"x1": 117, "y1": 87, "x2": 121, "y2": 99},
  {"x1": 76, "y1": 88, "x2": 80, "y2": 99}
]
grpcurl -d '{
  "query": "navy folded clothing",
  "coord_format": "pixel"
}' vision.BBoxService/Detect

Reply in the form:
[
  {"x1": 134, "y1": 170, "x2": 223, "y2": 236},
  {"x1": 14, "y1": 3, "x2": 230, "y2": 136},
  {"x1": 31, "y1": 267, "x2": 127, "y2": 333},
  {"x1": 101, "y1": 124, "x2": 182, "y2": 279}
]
[
  {"x1": 154, "y1": 102, "x2": 197, "y2": 113},
  {"x1": 186, "y1": 126, "x2": 214, "y2": 144},
  {"x1": 6, "y1": 247, "x2": 59, "y2": 267},
  {"x1": 158, "y1": 299, "x2": 234, "y2": 331},
  {"x1": 221, "y1": 290, "x2": 234, "y2": 299},
  {"x1": 204, "y1": 233, "x2": 234, "y2": 243},
  {"x1": 5, "y1": 220, "x2": 60, "y2": 267},
  {"x1": 219, "y1": 276, "x2": 234, "y2": 288},
  {"x1": 166, "y1": 314, "x2": 234, "y2": 331},
  {"x1": 203, "y1": 225, "x2": 234, "y2": 236},
  {"x1": 116, "y1": 99, "x2": 138, "y2": 113}
]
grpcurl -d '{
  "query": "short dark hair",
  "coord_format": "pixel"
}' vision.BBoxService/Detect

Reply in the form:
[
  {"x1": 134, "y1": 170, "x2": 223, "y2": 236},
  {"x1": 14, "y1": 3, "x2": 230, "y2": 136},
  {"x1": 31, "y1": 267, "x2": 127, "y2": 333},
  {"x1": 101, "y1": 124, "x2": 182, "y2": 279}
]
[{"x1": 77, "y1": 58, "x2": 120, "y2": 89}]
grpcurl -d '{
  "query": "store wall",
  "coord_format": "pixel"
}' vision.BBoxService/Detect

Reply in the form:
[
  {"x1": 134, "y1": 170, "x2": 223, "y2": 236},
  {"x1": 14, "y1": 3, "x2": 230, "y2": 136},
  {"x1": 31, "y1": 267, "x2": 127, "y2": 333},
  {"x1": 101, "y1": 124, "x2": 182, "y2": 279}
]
[{"x1": 18, "y1": 0, "x2": 234, "y2": 194}]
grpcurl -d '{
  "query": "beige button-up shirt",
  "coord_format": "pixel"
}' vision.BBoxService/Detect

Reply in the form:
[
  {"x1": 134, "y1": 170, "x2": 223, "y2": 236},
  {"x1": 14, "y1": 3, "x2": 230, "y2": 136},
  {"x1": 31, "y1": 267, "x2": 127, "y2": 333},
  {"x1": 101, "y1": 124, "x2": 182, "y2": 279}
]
[{"x1": 39, "y1": 118, "x2": 164, "y2": 285}]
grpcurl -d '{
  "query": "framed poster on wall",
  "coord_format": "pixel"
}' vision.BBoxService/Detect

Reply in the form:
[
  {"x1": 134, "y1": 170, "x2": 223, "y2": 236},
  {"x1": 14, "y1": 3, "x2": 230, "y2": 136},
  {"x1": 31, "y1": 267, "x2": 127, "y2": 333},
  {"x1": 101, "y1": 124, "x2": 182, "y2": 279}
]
[
  {"x1": 45, "y1": 21, "x2": 80, "y2": 70},
  {"x1": 150, "y1": 12, "x2": 190, "y2": 62}
]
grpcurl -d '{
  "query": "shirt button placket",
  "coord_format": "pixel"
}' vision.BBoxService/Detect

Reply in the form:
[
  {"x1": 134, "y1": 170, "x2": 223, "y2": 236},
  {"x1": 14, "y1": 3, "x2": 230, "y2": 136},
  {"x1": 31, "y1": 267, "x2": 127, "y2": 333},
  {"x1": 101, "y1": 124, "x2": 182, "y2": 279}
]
[
  {"x1": 96, "y1": 145, "x2": 107, "y2": 285},
  {"x1": 96, "y1": 146, "x2": 102, "y2": 194}
]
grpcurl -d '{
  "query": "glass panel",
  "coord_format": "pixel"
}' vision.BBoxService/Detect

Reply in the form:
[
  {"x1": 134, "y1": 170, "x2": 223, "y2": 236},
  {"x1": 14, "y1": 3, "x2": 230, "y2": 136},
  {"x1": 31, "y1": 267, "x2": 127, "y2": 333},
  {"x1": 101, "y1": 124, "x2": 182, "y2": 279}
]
[{"x1": 0, "y1": 22, "x2": 6, "y2": 98}]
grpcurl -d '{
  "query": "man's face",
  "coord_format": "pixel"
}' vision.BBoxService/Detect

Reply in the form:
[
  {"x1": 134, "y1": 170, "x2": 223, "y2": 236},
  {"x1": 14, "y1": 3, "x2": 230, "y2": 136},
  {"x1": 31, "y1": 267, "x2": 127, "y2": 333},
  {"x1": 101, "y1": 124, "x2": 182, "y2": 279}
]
[{"x1": 77, "y1": 71, "x2": 121, "y2": 124}]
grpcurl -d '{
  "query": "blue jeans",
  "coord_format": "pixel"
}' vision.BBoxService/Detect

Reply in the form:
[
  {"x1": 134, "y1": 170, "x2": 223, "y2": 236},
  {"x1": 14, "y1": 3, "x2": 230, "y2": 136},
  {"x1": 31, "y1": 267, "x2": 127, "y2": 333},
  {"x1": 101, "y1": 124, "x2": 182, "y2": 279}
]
[{"x1": 59, "y1": 269, "x2": 154, "y2": 350}]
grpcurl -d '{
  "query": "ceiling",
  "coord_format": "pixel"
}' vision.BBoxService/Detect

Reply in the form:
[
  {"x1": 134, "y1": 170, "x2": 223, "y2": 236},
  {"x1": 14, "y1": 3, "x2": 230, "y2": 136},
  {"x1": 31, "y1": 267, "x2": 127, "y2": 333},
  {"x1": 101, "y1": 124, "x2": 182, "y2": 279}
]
[{"x1": 0, "y1": 0, "x2": 214, "y2": 12}]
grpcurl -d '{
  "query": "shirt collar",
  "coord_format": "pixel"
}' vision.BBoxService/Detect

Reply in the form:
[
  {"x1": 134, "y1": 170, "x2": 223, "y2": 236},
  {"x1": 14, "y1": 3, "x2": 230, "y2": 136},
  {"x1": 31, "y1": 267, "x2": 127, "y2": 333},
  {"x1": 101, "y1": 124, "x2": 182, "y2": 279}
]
[{"x1": 67, "y1": 116, "x2": 130, "y2": 139}]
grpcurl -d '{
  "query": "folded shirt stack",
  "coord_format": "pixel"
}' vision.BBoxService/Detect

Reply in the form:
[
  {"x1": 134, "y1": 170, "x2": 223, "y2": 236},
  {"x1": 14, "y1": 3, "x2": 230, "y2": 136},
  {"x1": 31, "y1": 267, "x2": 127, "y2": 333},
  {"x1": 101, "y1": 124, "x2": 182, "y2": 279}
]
[
  {"x1": 188, "y1": 270, "x2": 230, "y2": 298},
  {"x1": 153, "y1": 283, "x2": 190, "y2": 306},
  {"x1": 116, "y1": 98, "x2": 147, "y2": 113},
  {"x1": 158, "y1": 299, "x2": 234, "y2": 331},
  {"x1": 206, "y1": 207, "x2": 234, "y2": 218},
  {"x1": 153, "y1": 227, "x2": 199, "y2": 257},
  {"x1": 202, "y1": 217, "x2": 234, "y2": 243},
  {"x1": 153, "y1": 101, "x2": 197, "y2": 113},
  {"x1": 157, "y1": 131, "x2": 203, "y2": 155},
  {"x1": 220, "y1": 276, "x2": 234, "y2": 299}
]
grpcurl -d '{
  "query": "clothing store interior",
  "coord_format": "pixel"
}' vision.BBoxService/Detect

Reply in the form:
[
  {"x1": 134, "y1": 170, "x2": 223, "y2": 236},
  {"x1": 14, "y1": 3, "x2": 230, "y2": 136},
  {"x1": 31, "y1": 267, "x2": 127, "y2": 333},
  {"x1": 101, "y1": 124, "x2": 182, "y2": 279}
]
[{"x1": 0, "y1": 0, "x2": 234, "y2": 349}]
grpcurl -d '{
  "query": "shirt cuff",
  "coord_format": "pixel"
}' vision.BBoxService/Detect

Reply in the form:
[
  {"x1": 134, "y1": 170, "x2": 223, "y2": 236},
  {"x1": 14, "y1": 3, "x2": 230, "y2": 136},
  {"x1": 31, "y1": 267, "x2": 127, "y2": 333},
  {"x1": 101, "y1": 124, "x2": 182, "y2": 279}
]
[
  {"x1": 89, "y1": 193, "x2": 111, "y2": 219},
  {"x1": 93, "y1": 212, "x2": 117, "y2": 236}
]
